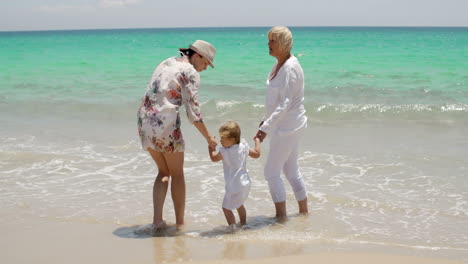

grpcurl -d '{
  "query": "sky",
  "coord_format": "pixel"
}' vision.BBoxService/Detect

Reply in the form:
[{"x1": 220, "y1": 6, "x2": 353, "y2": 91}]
[{"x1": 1, "y1": 0, "x2": 467, "y2": 31}]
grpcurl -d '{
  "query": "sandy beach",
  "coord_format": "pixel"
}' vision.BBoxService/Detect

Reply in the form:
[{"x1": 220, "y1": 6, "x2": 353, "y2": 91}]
[
  {"x1": 1, "y1": 27, "x2": 467, "y2": 264},
  {"x1": 2, "y1": 215, "x2": 466, "y2": 264}
]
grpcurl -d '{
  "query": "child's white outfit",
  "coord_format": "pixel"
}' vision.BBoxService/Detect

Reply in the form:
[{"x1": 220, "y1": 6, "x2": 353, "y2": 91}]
[{"x1": 219, "y1": 138, "x2": 251, "y2": 210}]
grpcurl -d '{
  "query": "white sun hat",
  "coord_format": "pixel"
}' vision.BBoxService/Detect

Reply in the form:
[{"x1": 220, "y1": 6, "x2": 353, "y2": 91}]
[{"x1": 180, "y1": 40, "x2": 216, "y2": 68}]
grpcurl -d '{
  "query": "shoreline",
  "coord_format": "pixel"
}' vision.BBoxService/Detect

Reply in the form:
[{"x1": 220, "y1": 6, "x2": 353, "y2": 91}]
[
  {"x1": 186, "y1": 253, "x2": 468, "y2": 264},
  {"x1": 2, "y1": 217, "x2": 466, "y2": 264}
]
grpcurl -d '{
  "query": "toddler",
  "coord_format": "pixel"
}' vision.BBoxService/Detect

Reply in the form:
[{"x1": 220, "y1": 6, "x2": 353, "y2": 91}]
[{"x1": 208, "y1": 121, "x2": 261, "y2": 228}]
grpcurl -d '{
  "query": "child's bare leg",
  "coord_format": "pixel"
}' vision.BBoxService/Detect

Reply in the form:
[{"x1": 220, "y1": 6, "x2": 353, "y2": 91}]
[
  {"x1": 236, "y1": 205, "x2": 247, "y2": 225},
  {"x1": 223, "y1": 207, "x2": 236, "y2": 225}
]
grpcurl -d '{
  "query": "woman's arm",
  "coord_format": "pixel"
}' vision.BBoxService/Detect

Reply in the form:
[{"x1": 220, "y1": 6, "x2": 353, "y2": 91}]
[
  {"x1": 182, "y1": 70, "x2": 217, "y2": 148},
  {"x1": 194, "y1": 121, "x2": 217, "y2": 148}
]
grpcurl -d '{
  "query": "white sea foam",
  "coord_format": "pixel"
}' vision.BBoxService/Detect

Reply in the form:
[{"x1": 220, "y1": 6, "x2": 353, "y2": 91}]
[{"x1": 1, "y1": 128, "x2": 467, "y2": 258}]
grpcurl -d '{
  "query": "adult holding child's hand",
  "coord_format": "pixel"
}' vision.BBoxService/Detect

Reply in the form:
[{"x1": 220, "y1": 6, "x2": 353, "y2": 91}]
[
  {"x1": 255, "y1": 26, "x2": 308, "y2": 219},
  {"x1": 137, "y1": 40, "x2": 217, "y2": 231}
]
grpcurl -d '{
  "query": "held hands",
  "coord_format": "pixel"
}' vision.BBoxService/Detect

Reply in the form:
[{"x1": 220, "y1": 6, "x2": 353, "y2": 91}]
[
  {"x1": 208, "y1": 136, "x2": 223, "y2": 162},
  {"x1": 254, "y1": 121, "x2": 266, "y2": 142},
  {"x1": 207, "y1": 135, "x2": 218, "y2": 149},
  {"x1": 208, "y1": 142, "x2": 216, "y2": 153},
  {"x1": 255, "y1": 130, "x2": 267, "y2": 142}
]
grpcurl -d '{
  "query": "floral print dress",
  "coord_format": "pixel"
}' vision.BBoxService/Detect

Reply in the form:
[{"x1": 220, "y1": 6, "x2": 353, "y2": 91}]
[{"x1": 137, "y1": 56, "x2": 203, "y2": 152}]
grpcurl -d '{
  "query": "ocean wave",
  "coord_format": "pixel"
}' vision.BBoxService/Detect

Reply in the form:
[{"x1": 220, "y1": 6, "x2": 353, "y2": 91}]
[
  {"x1": 315, "y1": 103, "x2": 468, "y2": 113},
  {"x1": 2, "y1": 94, "x2": 467, "y2": 123},
  {"x1": 199, "y1": 100, "x2": 468, "y2": 122}
]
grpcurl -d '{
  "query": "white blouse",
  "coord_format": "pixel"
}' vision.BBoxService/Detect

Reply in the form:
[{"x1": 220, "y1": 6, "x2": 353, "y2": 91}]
[{"x1": 260, "y1": 55, "x2": 307, "y2": 136}]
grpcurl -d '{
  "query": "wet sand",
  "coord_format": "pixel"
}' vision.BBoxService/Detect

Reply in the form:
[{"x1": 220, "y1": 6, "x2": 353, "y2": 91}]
[{"x1": 2, "y1": 217, "x2": 466, "y2": 264}]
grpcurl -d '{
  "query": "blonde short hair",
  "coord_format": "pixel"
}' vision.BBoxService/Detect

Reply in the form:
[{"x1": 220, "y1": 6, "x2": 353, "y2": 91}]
[
  {"x1": 219, "y1": 121, "x2": 241, "y2": 144},
  {"x1": 268, "y1": 26, "x2": 293, "y2": 53}
]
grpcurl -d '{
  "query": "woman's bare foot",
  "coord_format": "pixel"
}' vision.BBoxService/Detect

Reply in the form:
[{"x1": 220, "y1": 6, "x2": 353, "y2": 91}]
[
  {"x1": 176, "y1": 223, "x2": 185, "y2": 232},
  {"x1": 152, "y1": 220, "x2": 167, "y2": 233}
]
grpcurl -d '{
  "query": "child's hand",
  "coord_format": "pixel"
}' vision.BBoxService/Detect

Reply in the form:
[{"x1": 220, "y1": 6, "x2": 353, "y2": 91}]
[
  {"x1": 208, "y1": 145, "x2": 216, "y2": 152},
  {"x1": 249, "y1": 137, "x2": 262, "y2": 159},
  {"x1": 207, "y1": 136, "x2": 217, "y2": 149}
]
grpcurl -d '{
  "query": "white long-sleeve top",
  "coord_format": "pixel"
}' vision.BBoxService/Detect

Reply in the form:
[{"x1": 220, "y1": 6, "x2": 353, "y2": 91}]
[{"x1": 260, "y1": 55, "x2": 307, "y2": 136}]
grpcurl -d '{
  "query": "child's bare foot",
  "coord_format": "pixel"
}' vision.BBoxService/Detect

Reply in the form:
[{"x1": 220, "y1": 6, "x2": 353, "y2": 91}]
[
  {"x1": 227, "y1": 224, "x2": 236, "y2": 233},
  {"x1": 240, "y1": 224, "x2": 250, "y2": 231},
  {"x1": 161, "y1": 176, "x2": 169, "y2": 182}
]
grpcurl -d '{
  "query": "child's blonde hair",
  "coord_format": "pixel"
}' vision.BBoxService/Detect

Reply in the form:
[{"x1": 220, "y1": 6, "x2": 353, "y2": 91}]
[{"x1": 219, "y1": 121, "x2": 241, "y2": 144}]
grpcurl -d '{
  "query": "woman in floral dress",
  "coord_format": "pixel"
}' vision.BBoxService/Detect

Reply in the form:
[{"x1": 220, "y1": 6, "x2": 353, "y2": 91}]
[{"x1": 137, "y1": 40, "x2": 218, "y2": 230}]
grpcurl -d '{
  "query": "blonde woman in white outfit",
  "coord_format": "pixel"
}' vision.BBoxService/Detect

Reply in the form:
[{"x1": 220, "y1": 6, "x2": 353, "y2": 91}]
[{"x1": 255, "y1": 26, "x2": 308, "y2": 219}]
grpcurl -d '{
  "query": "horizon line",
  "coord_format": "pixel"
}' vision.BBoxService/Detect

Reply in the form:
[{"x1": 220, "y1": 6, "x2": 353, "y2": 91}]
[{"x1": 1, "y1": 25, "x2": 468, "y2": 33}]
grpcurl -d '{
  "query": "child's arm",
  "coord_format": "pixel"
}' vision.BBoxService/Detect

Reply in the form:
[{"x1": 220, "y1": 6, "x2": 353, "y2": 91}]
[
  {"x1": 208, "y1": 145, "x2": 223, "y2": 162},
  {"x1": 248, "y1": 137, "x2": 261, "y2": 159}
]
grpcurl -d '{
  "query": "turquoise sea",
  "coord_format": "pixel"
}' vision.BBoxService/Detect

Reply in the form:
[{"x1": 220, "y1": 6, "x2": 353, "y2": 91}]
[{"x1": 1, "y1": 27, "x2": 467, "y2": 262}]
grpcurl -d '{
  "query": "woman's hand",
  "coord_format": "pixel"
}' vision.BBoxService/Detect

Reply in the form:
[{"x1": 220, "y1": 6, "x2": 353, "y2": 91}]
[{"x1": 255, "y1": 130, "x2": 267, "y2": 142}]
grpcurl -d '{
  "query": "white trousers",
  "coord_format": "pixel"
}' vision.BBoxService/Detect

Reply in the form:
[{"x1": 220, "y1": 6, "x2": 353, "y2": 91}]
[{"x1": 264, "y1": 131, "x2": 307, "y2": 203}]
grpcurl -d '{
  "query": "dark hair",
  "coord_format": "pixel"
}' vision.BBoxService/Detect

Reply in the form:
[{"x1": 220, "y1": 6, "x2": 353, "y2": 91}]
[{"x1": 180, "y1": 48, "x2": 196, "y2": 58}]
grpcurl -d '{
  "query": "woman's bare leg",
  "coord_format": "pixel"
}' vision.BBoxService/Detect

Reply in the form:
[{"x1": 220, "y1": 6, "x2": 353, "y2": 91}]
[
  {"x1": 147, "y1": 148, "x2": 170, "y2": 227},
  {"x1": 298, "y1": 198, "x2": 308, "y2": 214},
  {"x1": 274, "y1": 201, "x2": 287, "y2": 219},
  {"x1": 163, "y1": 152, "x2": 185, "y2": 227}
]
